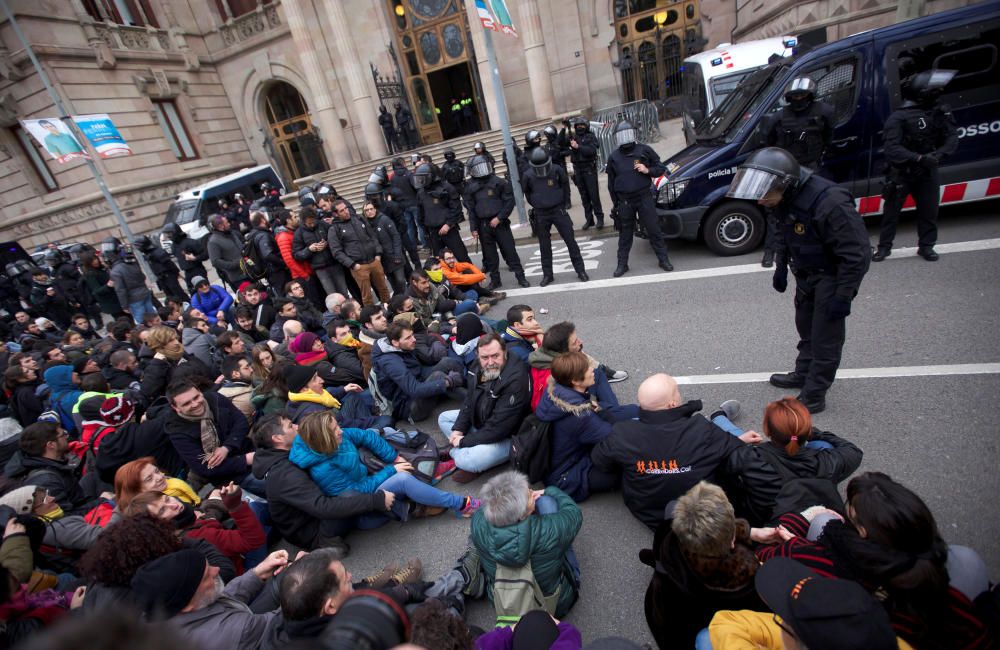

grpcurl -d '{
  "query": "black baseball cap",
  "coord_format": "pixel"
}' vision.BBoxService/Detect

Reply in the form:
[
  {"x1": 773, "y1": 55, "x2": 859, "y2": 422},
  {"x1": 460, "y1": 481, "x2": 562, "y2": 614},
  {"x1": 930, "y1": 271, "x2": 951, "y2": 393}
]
[{"x1": 755, "y1": 558, "x2": 897, "y2": 650}]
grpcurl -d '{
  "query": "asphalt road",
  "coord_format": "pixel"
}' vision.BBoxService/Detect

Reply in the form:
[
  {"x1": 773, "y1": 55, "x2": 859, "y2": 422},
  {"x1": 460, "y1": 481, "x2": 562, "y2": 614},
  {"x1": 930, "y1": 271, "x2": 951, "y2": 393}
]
[{"x1": 340, "y1": 203, "x2": 1000, "y2": 645}]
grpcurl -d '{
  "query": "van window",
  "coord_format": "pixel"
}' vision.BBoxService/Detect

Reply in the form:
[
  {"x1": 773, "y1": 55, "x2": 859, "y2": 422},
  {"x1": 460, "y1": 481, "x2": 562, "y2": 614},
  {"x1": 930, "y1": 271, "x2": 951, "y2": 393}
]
[
  {"x1": 768, "y1": 57, "x2": 859, "y2": 125},
  {"x1": 887, "y1": 20, "x2": 1000, "y2": 110},
  {"x1": 682, "y1": 62, "x2": 708, "y2": 117},
  {"x1": 166, "y1": 200, "x2": 199, "y2": 226},
  {"x1": 710, "y1": 69, "x2": 756, "y2": 107}
]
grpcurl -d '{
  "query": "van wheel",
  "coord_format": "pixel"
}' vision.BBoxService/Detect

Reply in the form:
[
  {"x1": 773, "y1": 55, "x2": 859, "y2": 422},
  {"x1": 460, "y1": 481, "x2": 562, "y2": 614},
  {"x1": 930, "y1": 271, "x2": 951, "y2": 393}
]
[{"x1": 703, "y1": 201, "x2": 765, "y2": 256}]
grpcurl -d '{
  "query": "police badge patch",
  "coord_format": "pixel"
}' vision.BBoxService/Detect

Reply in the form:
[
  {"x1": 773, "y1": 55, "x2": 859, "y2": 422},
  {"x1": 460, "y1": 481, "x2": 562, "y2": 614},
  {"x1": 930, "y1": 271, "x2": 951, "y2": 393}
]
[
  {"x1": 547, "y1": 180, "x2": 554, "y2": 187},
  {"x1": 794, "y1": 223, "x2": 806, "y2": 235}
]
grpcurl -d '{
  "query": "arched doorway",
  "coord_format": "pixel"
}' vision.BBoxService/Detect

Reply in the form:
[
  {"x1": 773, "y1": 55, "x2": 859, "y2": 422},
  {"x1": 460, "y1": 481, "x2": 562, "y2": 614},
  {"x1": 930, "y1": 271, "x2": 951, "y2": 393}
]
[
  {"x1": 262, "y1": 81, "x2": 328, "y2": 181},
  {"x1": 386, "y1": 0, "x2": 487, "y2": 144},
  {"x1": 613, "y1": 0, "x2": 706, "y2": 116}
]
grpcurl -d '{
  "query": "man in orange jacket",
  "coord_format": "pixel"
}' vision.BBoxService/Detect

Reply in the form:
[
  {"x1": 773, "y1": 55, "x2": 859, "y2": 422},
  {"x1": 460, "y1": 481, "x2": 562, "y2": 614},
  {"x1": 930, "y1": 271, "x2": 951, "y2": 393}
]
[{"x1": 438, "y1": 247, "x2": 505, "y2": 303}]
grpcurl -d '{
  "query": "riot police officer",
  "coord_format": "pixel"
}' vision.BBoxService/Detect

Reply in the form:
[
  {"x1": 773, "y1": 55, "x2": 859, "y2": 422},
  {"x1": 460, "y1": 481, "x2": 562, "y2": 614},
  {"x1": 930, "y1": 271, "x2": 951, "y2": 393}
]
[
  {"x1": 542, "y1": 125, "x2": 567, "y2": 171},
  {"x1": 463, "y1": 155, "x2": 529, "y2": 290},
  {"x1": 517, "y1": 130, "x2": 543, "y2": 179},
  {"x1": 568, "y1": 117, "x2": 605, "y2": 230},
  {"x1": 874, "y1": 69, "x2": 959, "y2": 262},
  {"x1": 441, "y1": 148, "x2": 466, "y2": 194},
  {"x1": 467, "y1": 141, "x2": 496, "y2": 177},
  {"x1": 761, "y1": 77, "x2": 835, "y2": 267},
  {"x1": 606, "y1": 121, "x2": 673, "y2": 276},
  {"x1": 378, "y1": 104, "x2": 398, "y2": 153},
  {"x1": 395, "y1": 102, "x2": 414, "y2": 150},
  {"x1": 728, "y1": 147, "x2": 870, "y2": 413},
  {"x1": 135, "y1": 235, "x2": 188, "y2": 303},
  {"x1": 260, "y1": 182, "x2": 284, "y2": 210},
  {"x1": 412, "y1": 162, "x2": 471, "y2": 262},
  {"x1": 522, "y1": 147, "x2": 588, "y2": 287}
]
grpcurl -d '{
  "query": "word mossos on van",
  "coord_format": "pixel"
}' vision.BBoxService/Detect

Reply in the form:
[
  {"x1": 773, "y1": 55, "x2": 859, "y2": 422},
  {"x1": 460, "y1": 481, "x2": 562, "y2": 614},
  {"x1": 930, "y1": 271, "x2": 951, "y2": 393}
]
[{"x1": 958, "y1": 120, "x2": 1000, "y2": 139}]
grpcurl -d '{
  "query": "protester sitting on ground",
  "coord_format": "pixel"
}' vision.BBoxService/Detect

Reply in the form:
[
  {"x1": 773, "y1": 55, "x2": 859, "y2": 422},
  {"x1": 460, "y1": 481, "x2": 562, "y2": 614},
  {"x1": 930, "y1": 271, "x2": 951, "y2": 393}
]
[
  {"x1": 233, "y1": 306, "x2": 269, "y2": 348},
  {"x1": 640, "y1": 481, "x2": 769, "y2": 649},
  {"x1": 218, "y1": 356, "x2": 255, "y2": 423},
  {"x1": 438, "y1": 333, "x2": 530, "y2": 483},
  {"x1": 590, "y1": 373, "x2": 771, "y2": 530},
  {"x1": 406, "y1": 271, "x2": 479, "y2": 326},
  {"x1": 447, "y1": 313, "x2": 487, "y2": 372},
  {"x1": 423, "y1": 259, "x2": 491, "y2": 315},
  {"x1": 4, "y1": 365, "x2": 43, "y2": 427},
  {"x1": 114, "y1": 456, "x2": 200, "y2": 511},
  {"x1": 139, "y1": 327, "x2": 214, "y2": 409},
  {"x1": 163, "y1": 379, "x2": 255, "y2": 489},
  {"x1": 392, "y1": 308, "x2": 448, "y2": 367},
  {"x1": 284, "y1": 280, "x2": 326, "y2": 332},
  {"x1": 189, "y1": 277, "x2": 233, "y2": 327},
  {"x1": 527, "y1": 321, "x2": 628, "y2": 412},
  {"x1": 273, "y1": 319, "x2": 302, "y2": 359},
  {"x1": 708, "y1": 557, "x2": 904, "y2": 650},
  {"x1": 237, "y1": 282, "x2": 275, "y2": 332},
  {"x1": 288, "y1": 410, "x2": 480, "y2": 519},
  {"x1": 438, "y1": 247, "x2": 506, "y2": 301},
  {"x1": 753, "y1": 471, "x2": 994, "y2": 648},
  {"x1": 216, "y1": 331, "x2": 248, "y2": 360},
  {"x1": 123, "y1": 484, "x2": 266, "y2": 576},
  {"x1": 129, "y1": 548, "x2": 286, "y2": 648},
  {"x1": 471, "y1": 471, "x2": 582, "y2": 619},
  {"x1": 270, "y1": 298, "x2": 323, "y2": 344},
  {"x1": 288, "y1": 332, "x2": 353, "y2": 389},
  {"x1": 250, "y1": 342, "x2": 274, "y2": 387},
  {"x1": 4, "y1": 421, "x2": 98, "y2": 515},
  {"x1": 371, "y1": 322, "x2": 465, "y2": 423},
  {"x1": 323, "y1": 319, "x2": 367, "y2": 386},
  {"x1": 356, "y1": 304, "x2": 388, "y2": 379},
  {"x1": 537, "y1": 351, "x2": 639, "y2": 502},
  {"x1": 322, "y1": 292, "x2": 348, "y2": 328},
  {"x1": 282, "y1": 364, "x2": 390, "y2": 430},
  {"x1": 501, "y1": 304, "x2": 545, "y2": 362},
  {"x1": 179, "y1": 316, "x2": 218, "y2": 374},
  {"x1": 250, "y1": 358, "x2": 289, "y2": 416},
  {"x1": 103, "y1": 349, "x2": 140, "y2": 392},
  {"x1": 59, "y1": 331, "x2": 90, "y2": 363},
  {"x1": 474, "y1": 608, "x2": 583, "y2": 650},
  {"x1": 249, "y1": 413, "x2": 392, "y2": 556}
]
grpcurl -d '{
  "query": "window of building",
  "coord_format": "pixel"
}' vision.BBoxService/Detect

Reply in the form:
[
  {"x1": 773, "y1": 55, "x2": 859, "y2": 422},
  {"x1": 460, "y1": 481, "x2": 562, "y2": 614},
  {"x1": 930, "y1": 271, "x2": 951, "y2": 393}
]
[
  {"x1": 212, "y1": 0, "x2": 260, "y2": 21},
  {"x1": 10, "y1": 126, "x2": 59, "y2": 192},
  {"x1": 152, "y1": 100, "x2": 198, "y2": 160},
  {"x1": 82, "y1": 0, "x2": 159, "y2": 27}
]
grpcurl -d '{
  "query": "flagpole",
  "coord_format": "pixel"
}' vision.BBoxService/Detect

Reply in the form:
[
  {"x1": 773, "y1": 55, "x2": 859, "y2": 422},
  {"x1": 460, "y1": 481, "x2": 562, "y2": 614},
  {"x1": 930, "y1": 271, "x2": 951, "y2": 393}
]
[
  {"x1": 481, "y1": 24, "x2": 528, "y2": 225},
  {"x1": 1, "y1": 0, "x2": 156, "y2": 284}
]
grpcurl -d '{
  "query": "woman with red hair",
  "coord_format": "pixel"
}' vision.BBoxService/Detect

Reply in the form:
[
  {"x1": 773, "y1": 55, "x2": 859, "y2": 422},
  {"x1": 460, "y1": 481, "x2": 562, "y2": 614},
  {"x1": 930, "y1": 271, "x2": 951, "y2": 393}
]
[{"x1": 114, "y1": 457, "x2": 200, "y2": 512}]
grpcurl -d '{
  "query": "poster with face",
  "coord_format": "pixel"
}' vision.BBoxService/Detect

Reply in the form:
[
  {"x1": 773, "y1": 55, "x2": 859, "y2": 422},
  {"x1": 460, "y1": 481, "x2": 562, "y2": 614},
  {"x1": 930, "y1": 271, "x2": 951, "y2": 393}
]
[{"x1": 20, "y1": 118, "x2": 89, "y2": 163}]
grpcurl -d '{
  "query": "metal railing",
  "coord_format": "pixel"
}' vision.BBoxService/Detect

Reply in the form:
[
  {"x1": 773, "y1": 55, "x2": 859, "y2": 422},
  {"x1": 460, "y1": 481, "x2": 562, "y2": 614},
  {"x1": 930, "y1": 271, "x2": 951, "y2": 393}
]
[{"x1": 590, "y1": 99, "x2": 661, "y2": 171}]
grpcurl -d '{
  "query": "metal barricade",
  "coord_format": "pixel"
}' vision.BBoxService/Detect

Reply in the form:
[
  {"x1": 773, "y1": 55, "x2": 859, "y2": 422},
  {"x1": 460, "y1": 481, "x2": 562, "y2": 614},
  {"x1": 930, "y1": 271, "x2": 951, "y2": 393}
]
[{"x1": 590, "y1": 99, "x2": 661, "y2": 171}]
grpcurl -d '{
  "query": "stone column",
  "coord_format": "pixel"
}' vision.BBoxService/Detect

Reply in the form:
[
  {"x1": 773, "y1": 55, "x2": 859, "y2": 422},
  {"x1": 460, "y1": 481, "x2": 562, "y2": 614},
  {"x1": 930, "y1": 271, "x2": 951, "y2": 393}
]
[
  {"x1": 463, "y1": 0, "x2": 498, "y2": 129},
  {"x1": 320, "y1": 0, "x2": 387, "y2": 160},
  {"x1": 517, "y1": 0, "x2": 556, "y2": 119},
  {"x1": 281, "y1": 0, "x2": 352, "y2": 168}
]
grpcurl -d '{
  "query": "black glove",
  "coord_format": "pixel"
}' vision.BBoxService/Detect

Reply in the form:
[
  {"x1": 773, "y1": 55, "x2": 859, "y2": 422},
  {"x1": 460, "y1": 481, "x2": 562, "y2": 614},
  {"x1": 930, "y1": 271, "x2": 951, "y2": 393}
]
[
  {"x1": 827, "y1": 297, "x2": 852, "y2": 320},
  {"x1": 920, "y1": 153, "x2": 940, "y2": 169},
  {"x1": 772, "y1": 263, "x2": 788, "y2": 293}
]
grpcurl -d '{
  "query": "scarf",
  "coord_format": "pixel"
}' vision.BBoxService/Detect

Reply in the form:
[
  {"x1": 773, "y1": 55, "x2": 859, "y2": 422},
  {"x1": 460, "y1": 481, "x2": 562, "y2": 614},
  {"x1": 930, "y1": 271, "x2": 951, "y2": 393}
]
[
  {"x1": 288, "y1": 389, "x2": 341, "y2": 410},
  {"x1": 452, "y1": 337, "x2": 478, "y2": 359},
  {"x1": 294, "y1": 351, "x2": 327, "y2": 366},
  {"x1": 176, "y1": 408, "x2": 221, "y2": 457},
  {"x1": 337, "y1": 334, "x2": 363, "y2": 349}
]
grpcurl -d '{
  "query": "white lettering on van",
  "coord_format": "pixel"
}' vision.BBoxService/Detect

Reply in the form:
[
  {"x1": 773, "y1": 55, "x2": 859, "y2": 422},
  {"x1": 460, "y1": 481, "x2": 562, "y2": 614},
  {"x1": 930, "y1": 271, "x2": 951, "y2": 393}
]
[
  {"x1": 957, "y1": 120, "x2": 1000, "y2": 138},
  {"x1": 708, "y1": 166, "x2": 738, "y2": 180}
]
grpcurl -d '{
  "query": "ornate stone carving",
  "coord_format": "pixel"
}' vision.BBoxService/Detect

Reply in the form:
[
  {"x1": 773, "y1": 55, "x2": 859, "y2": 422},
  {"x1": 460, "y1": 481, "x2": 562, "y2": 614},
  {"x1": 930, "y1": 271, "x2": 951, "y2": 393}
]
[
  {"x1": 219, "y1": 2, "x2": 282, "y2": 47},
  {"x1": 0, "y1": 93, "x2": 20, "y2": 128}
]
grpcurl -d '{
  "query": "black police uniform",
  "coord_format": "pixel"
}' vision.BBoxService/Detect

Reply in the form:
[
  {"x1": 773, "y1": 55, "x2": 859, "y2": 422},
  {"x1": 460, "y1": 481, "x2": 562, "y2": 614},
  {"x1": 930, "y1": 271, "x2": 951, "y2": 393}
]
[
  {"x1": 395, "y1": 105, "x2": 414, "y2": 150},
  {"x1": 569, "y1": 128, "x2": 605, "y2": 228},
  {"x1": 463, "y1": 174, "x2": 527, "y2": 285},
  {"x1": 441, "y1": 159, "x2": 466, "y2": 195},
  {"x1": 522, "y1": 165, "x2": 586, "y2": 281},
  {"x1": 773, "y1": 175, "x2": 870, "y2": 403},
  {"x1": 417, "y1": 178, "x2": 471, "y2": 262},
  {"x1": 606, "y1": 144, "x2": 671, "y2": 269},
  {"x1": 143, "y1": 245, "x2": 189, "y2": 303},
  {"x1": 877, "y1": 99, "x2": 958, "y2": 255},
  {"x1": 378, "y1": 108, "x2": 398, "y2": 153}
]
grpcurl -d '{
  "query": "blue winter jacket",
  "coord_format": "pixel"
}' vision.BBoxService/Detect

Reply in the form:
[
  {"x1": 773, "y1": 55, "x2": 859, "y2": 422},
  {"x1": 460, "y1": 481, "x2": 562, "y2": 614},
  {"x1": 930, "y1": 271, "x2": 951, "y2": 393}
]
[
  {"x1": 288, "y1": 428, "x2": 398, "y2": 496},
  {"x1": 535, "y1": 382, "x2": 614, "y2": 502},
  {"x1": 191, "y1": 285, "x2": 234, "y2": 325},
  {"x1": 43, "y1": 365, "x2": 82, "y2": 432},
  {"x1": 370, "y1": 338, "x2": 448, "y2": 421}
]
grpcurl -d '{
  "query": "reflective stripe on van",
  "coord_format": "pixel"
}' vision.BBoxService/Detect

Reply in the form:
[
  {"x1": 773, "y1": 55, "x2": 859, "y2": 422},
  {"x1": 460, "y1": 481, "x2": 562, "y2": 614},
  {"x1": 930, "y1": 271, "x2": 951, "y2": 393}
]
[{"x1": 855, "y1": 176, "x2": 1000, "y2": 216}]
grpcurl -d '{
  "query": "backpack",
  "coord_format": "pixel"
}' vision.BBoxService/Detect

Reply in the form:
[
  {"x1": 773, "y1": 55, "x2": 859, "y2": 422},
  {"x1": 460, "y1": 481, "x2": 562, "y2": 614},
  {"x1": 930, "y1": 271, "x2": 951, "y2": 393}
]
[
  {"x1": 756, "y1": 443, "x2": 845, "y2": 521},
  {"x1": 367, "y1": 366, "x2": 393, "y2": 416},
  {"x1": 360, "y1": 430, "x2": 440, "y2": 484},
  {"x1": 240, "y1": 235, "x2": 267, "y2": 281},
  {"x1": 48, "y1": 391, "x2": 78, "y2": 437},
  {"x1": 492, "y1": 561, "x2": 560, "y2": 628},
  {"x1": 509, "y1": 414, "x2": 552, "y2": 483}
]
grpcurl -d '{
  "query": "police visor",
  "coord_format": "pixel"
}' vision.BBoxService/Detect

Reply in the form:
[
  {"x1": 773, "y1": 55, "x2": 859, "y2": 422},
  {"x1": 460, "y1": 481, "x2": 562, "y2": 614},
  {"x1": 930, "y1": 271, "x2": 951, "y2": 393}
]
[
  {"x1": 613, "y1": 127, "x2": 638, "y2": 148},
  {"x1": 469, "y1": 159, "x2": 492, "y2": 178},
  {"x1": 726, "y1": 168, "x2": 794, "y2": 201}
]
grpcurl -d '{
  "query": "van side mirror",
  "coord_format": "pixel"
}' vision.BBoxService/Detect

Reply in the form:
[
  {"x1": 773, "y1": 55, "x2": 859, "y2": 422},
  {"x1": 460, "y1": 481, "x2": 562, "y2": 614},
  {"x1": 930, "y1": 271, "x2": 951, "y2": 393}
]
[{"x1": 689, "y1": 109, "x2": 704, "y2": 125}]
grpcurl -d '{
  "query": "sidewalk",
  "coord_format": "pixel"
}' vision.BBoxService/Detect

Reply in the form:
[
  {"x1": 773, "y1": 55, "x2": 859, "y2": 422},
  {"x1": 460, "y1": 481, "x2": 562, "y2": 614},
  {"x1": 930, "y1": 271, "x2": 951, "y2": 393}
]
[{"x1": 466, "y1": 117, "x2": 688, "y2": 247}]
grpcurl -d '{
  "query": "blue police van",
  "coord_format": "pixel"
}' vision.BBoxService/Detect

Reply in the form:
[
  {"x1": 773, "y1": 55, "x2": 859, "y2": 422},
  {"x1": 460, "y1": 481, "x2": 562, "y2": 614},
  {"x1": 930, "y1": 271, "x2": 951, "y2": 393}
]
[{"x1": 653, "y1": 0, "x2": 1000, "y2": 255}]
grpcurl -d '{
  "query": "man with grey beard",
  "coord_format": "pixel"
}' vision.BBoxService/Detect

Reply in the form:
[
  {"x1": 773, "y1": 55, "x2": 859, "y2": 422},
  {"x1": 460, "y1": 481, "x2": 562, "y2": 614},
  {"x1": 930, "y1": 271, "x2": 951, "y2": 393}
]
[
  {"x1": 130, "y1": 548, "x2": 289, "y2": 648},
  {"x1": 438, "y1": 332, "x2": 532, "y2": 483}
]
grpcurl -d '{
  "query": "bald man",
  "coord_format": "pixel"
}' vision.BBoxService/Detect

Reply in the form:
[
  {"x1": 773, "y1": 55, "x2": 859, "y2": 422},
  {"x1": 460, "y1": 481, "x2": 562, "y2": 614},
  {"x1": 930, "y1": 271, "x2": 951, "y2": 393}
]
[{"x1": 590, "y1": 373, "x2": 773, "y2": 529}]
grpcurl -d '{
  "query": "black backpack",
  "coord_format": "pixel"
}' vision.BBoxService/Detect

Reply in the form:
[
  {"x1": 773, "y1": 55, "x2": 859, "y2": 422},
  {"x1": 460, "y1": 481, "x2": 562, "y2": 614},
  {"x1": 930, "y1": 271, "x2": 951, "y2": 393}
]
[
  {"x1": 509, "y1": 414, "x2": 551, "y2": 483},
  {"x1": 240, "y1": 235, "x2": 267, "y2": 281},
  {"x1": 756, "y1": 443, "x2": 845, "y2": 522},
  {"x1": 360, "y1": 430, "x2": 440, "y2": 485}
]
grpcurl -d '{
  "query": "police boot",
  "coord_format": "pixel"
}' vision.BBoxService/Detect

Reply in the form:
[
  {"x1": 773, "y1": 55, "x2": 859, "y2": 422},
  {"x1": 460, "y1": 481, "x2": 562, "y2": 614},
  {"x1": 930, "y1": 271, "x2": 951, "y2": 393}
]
[
  {"x1": 761, "y1": 249, "x2": 775, "y2": 268},
  {"x1": 540, "y1": 275, "x2": 555, "y2": 287},
  {"x1": 872, "y1": 247, "x2": 891, "y2": 262},
  {"x1": 613, "y1": 262, "x2": 629, "y2": 278},
  {"x1": 796, "y1": 392, "x2": 826, "y2": 414},
  {"x1": 582, "y1": 217, "x2": 595, "y2": 231},
  {"x1": 769, "y1": 371, "x2": 807, "y2": 389},
  {"x1": 596, "y1": 216, "x2": 606, "y2": 230},
  {"x1": 917, "y1": 246, "x2": 939, "y2": 261},
  {"x1": 659, "y1": 257, "x2": 674, "y2": 272},
  {"x1": 486, "y1": 275, "x2": 503, "y2": 291},
  {"x1": 515, "y1": 274, "x2": 530, "y2": 288}
]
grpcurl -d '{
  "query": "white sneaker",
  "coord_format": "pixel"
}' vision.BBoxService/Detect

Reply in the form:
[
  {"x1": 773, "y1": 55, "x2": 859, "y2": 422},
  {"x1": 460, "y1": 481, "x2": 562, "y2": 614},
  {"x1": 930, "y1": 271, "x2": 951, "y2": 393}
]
[{"x1": 608, "y1": 369, "x2": 629, "y2": 383}]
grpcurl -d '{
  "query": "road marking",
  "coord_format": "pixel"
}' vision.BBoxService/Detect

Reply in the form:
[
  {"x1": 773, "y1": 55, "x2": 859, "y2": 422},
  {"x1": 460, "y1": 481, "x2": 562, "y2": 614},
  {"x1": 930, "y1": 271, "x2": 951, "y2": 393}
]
[
  {"x1": 673, "y1": 363, "x2": 1000, "y2": 385},
  {"x1": 497, "y1": 237, "x2": 1000, "y2": 297},
  {"x1": 522, "y1": 239, "x2": 606, "y2": 276}
]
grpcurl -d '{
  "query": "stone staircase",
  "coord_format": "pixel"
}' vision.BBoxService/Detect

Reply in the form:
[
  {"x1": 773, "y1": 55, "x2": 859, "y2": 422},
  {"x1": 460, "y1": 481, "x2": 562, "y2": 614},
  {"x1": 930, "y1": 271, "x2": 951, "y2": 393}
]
[{"x1": 288, "y1": 118, "x2": 554, "y2": 209}]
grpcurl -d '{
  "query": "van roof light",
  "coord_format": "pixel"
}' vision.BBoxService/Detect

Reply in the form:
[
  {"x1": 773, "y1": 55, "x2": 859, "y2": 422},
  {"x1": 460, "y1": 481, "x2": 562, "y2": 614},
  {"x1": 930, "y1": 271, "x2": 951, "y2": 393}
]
[
  {"x1": 711, "y1": 57, "x2": 723, "y2": 66},
  {"x1": 783, "y1": 38, "x2": 797, "y2": 48}
]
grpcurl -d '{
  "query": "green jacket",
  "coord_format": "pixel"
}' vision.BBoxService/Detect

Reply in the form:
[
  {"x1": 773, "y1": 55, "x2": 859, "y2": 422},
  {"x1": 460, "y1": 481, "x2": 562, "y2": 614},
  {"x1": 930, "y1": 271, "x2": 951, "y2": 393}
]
[{"x1": 470, "y1": 486, "x2": 582, "y2": 617}]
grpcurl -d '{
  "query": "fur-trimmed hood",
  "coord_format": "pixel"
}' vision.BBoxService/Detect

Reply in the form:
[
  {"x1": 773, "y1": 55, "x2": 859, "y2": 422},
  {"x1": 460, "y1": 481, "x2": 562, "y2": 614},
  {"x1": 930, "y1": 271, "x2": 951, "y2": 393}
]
[{"x1": 536, "y1": 380, "x2": 600, "y2": 420}]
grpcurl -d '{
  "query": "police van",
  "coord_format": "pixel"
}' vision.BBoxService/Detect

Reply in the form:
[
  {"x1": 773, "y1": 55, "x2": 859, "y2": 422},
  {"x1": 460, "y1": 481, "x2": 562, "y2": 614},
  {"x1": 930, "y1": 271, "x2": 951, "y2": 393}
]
[
  {"x1": 680, "y1": 37, "x2": 798, "y2": 145},
  {"x1": 161, "y1": 164, "x2": 282, "y2": 242},
  {"x1": 655, "y1": 1, "x2": 1000, "y2": 256}
]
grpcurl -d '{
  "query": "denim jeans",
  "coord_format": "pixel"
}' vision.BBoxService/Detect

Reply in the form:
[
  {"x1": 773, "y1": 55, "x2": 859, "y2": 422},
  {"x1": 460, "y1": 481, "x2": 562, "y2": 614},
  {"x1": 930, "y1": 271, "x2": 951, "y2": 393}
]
[
  {"x1": 454, "y1": 299, "x2": 480, "y2": 316},
  {"x1": 695, "y1": 628, "x2": 713, "y2": 650},
  {"x1": 378, "y1": 471, "x2": 464, "y2": 511},
  {"x1": 128, "y1": 295, "x2": 156, "y2": 325},
  {"x1": 438, "y1": 409, "x2": 513, "y2": 473},
  {"x1": 404, "y1": 206, "x2": 428, "y2": 247},
  {"x1": 711, "y1": 414, "x2": 833, "y2": 450},
  {"x1": 535, "y1": 495, "x2": 581, "y2": 587}
]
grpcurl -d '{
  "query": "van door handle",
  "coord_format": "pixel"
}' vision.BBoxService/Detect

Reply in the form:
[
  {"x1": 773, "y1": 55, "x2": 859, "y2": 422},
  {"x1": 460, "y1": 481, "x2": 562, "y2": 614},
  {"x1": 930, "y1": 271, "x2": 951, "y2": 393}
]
[{"x1": 831, "y1": 136, "x2": 858, "y2": 147}]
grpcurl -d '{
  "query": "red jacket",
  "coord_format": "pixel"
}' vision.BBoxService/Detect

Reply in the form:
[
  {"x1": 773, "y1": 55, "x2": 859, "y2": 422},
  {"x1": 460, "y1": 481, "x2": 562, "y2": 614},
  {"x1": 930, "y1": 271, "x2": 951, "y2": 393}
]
[
  {"x1": 184, "y1": 501, "x2": 266, "y2": 575},
  {"x1": 276, "y1": 228, "x2": 312, "y2": 279}
]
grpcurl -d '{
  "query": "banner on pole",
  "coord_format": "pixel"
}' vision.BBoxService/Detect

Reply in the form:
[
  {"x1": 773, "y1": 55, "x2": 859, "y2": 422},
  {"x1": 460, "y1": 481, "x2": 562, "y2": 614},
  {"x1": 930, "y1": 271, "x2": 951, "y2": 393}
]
[
  {"x1": 475, "y1": 0, "x2": 517, "y2": 37},
  {"x1": 19, "y1": 118, "x2": 90, "y2": 163},
  {"x1": 72, "y1": 114, "x2": 133, "y2": 158}
]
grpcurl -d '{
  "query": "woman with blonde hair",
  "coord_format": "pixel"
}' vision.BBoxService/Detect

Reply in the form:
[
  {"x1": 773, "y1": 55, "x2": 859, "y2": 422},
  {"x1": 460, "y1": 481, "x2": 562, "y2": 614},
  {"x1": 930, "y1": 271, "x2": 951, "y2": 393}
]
[{"x1": 289, "y1": 410, "x2": 480, "y2": 519}]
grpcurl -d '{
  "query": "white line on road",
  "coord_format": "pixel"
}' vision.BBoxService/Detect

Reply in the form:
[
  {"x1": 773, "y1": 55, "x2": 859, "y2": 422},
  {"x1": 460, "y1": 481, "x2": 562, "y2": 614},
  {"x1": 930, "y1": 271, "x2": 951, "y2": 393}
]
[
  {"x1": 497, "y1": 237, "x2": 1000, "y2": 297},
  {"x1": 673, "y1": 363, "x2": 1000, "y2": 385}
]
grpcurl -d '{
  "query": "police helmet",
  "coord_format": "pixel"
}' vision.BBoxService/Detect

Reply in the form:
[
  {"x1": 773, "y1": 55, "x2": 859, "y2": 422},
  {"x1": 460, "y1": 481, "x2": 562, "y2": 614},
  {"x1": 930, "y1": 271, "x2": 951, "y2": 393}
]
[
  {"x1": 525, "y1": 130, "x2": 542, "y2": 148},
  {"x1": 528, "y1": 147, "x2": 552, "y2": 178},
  {"x1": 727, "y1": 147, "x2": 802, "y2": 201},
  {"x1": 6, "y1": 260, "x2": 35, "y2": 278},
  {"x1": 367, "y1": 165, "x2": 388, "y2": 187},
  {"x1": 297, "y1": 185, "x2": 316, "y2": 206},
  {"x1": 68, "y1": 242, "x2": 96, "y2": 259},
  {"x1": 364, "y1": 181, "x2": 386, "y2": 202},
  {"x1": 100, "y1": 236, "x2": 122, "y2": 259},
  {"x1": 261, "y1": 182, "x2": 273, "y2": 193},
  {"x1": 543, "y1": 125, "x2": 557, "y2": 142},
  {"x1": 571, "y1": 117, "x2": 589, "y2": 134},
  {"x1": 120, "y1": 243, "x2": 137, "y2": 263},
  {"x1": 906, "y1": 69, "x2": 957, "y2": 104},
  {"x1": 44, "y1": 249, "x2": 67, "y2": 268},
  {"x1": 133, "y1": 235, "x2": 154, "y2": 252},
  {"x1": 410, "y1": 153, "x2": 421, "y2": 166},
  {"x1": 411, "y1": 162, "x2": 435, "y2": 190},
  {"x1": 473, "y1": 141, "x2": 486, "y2": 153},
  {"x1": 443, "y1": 148, "x2": 456, "y2": 162},
  {"x1": 784, "y1": 77, "x2": 817, "y2": 107},
  {"x1": 467, "y1": 155, "x2": 493, "y2": 179},
  {"x1": 613, "y1": 121, "x2": 639, "y2": 148}
]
